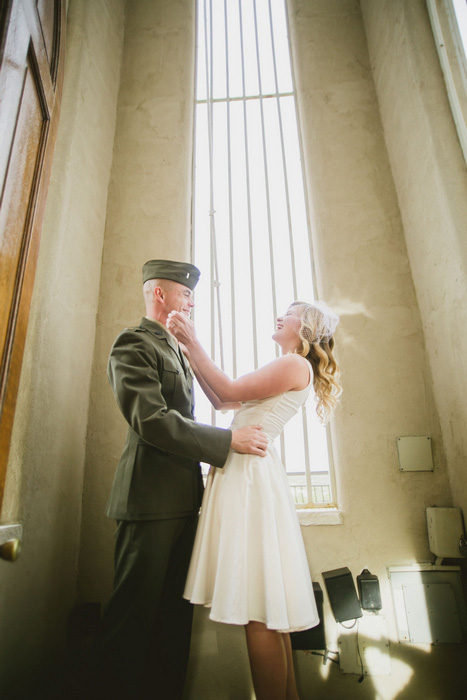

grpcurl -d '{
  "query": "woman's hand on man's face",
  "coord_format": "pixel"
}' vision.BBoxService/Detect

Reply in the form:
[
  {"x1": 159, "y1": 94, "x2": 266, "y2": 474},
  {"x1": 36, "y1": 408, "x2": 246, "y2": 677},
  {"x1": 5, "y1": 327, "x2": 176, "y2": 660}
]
[{"x1": 166, "y1": 310, "x2": 197, "y2": 345}]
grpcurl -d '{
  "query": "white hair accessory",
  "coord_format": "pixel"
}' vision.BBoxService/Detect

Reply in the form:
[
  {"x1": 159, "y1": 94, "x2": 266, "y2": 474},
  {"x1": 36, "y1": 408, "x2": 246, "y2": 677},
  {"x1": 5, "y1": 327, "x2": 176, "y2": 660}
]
[{"x1": 283, "y1": 301, "x2": 339, "y2": 345}]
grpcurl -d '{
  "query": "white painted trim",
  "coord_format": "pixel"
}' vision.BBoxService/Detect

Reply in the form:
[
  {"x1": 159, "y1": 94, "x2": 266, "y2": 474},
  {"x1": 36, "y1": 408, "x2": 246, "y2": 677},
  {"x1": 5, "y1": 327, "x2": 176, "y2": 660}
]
[
  {"x1": 297, "y1": 508, "x2": 343, "y2": 526},
  {"x1": 427, "y1": 0, "x2": 467, "y2": 165}
]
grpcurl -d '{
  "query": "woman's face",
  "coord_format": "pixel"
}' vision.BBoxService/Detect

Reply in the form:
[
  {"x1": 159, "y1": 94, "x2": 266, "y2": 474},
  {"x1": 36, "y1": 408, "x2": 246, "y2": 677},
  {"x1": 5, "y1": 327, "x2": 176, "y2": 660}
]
[{"x1": 273, "y1": 305, "x2": 302, "y2": 350}]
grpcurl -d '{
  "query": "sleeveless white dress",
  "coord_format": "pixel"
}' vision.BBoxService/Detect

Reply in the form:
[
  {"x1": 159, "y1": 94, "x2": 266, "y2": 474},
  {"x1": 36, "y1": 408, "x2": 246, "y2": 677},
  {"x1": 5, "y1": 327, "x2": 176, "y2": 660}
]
[{"x1": 184, "y1": 361, "x2": 319, "y2": 633}]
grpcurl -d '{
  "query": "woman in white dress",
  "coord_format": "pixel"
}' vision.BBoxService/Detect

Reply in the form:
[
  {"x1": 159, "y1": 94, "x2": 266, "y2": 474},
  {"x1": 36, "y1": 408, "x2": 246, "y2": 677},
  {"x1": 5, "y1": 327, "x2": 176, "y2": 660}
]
[{"x1": 167, "y1": 301, "x2": 341, "y2": 700}]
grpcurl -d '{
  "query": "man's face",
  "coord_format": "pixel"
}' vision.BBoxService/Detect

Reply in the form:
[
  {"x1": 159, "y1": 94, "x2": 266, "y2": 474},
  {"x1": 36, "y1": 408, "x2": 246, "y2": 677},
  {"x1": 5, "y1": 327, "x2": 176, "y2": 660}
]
[{"x1": 159, "y1": 280, "x2": 195, "y2": 317}]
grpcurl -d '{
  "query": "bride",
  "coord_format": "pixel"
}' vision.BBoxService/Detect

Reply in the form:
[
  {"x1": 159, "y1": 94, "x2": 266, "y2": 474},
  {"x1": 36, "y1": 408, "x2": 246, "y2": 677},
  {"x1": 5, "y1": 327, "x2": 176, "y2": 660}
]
[{"x1": 167, "y1": 300, "x2": 341, "y2": 700}]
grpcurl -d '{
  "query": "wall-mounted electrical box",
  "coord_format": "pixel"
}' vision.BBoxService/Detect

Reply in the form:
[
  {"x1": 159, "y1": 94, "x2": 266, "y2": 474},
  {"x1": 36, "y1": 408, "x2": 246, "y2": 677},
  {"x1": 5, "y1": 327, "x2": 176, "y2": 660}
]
[
  {"x1": 397, "y1": 436, "x2": 433, "y2": 472},
  {"x1": 427, "y1": 507, "x2": 464, "y2": 559},
  {"x1": 322, "y1": 567, "x2": 362, "y2": 623},
  {"x1": 388, "y1": 565, "x2": 467, "y2": 644},
  {"x1": 357, "y1": 569, "x2": 382, "y2": 611},
  {"x1": 338, "y1": 615, "x2": 391, "y2": 676}
]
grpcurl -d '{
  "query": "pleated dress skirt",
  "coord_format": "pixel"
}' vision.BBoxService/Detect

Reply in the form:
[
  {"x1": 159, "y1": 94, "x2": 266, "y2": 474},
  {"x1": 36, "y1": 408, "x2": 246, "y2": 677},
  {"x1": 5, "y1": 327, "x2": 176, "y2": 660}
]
[{"x1": 184, "y1": 386, "x2": 320, "y2": 633}]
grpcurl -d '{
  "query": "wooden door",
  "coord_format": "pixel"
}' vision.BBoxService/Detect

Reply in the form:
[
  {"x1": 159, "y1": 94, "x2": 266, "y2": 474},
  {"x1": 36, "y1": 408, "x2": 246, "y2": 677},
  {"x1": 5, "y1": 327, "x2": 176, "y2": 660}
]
[{"x1": 0, "y1": 0, "x2": 66, "y2": 510}]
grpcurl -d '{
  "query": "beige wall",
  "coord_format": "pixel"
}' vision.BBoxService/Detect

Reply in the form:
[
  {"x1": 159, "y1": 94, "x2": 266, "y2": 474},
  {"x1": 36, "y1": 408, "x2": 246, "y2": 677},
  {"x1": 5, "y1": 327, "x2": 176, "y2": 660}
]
[
  {"x1": 289, "y1": 0, "x2": 452, "y2": 572},
  {"x1": 360, "y1": 0, "x2": 467, "y2": 516},
  {"x1": 288, "y1": 0, "x2": 450, "y2": 539},
  {"x1": 0, "y1": 0, "x2": 125, "y2": 694}
]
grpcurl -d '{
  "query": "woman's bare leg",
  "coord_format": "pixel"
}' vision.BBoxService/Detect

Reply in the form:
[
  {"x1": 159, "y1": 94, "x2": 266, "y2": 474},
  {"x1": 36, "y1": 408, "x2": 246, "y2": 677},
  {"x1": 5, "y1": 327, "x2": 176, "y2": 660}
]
[
  {"x1": 245, "y1": 622, "x2": 286, "y2": 699},
  {"x1": 281, "y1": 632, "x2": 299, "y2": 700},
  {"x1": 244, "y1": 622, "x2": 300, "y2": 700}
]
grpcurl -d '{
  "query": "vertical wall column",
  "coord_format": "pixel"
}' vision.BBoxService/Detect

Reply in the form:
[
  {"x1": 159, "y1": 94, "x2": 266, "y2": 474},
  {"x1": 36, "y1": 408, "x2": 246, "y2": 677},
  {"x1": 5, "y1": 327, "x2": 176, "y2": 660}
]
[
  {"x1": 286, "y1": 0, "x2": 450, "y2": 591},
  {"x1": 360, "y1": 0, "x2": 467, "y2": 516},
  {"x1": 79, "y1": 0, "x2": 197, "y2": 601}
]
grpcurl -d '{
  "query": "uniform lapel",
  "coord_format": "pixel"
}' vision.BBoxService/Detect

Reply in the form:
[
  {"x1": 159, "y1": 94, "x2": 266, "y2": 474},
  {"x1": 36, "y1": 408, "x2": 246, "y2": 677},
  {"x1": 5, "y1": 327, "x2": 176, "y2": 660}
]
[{"x1": 140, "y1": 317, "x2": 188, "y2": 373}]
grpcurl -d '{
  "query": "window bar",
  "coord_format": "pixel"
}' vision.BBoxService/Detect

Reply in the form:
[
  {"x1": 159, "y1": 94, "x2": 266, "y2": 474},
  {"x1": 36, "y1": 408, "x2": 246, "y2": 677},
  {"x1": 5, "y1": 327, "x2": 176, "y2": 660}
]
[
  {"x1": 192, "y1": 4, "x2": 200, "y2": 358},
  {"x1": 300, "y1": 406, "x2": 313, "y2": 502},
  {"x1": 283, "y1": 3, "x2": 319, "y2": 301},
  {"x1": 202, "y1": 0, "x2": 214, "y2": 371},
  {"x1": 202, "y1": 0, "x2": 216, "y2": 427},
  {"x1": 267, "y1": 0, "x2": 297, "y2": 301},
  {"x1": 252, "y1": 0, "x2": 278, "y2": 329},
  {"x1": 268, "y1": 0, "x2": 313, "y2": 502},
  {"x1": 206, "y1": 0, "x2": 228, "y2": 378},
  {"x1": 238, "y1": 0, "x2": 259, "y2": 369},
  {"x1": 252, "y1": 0, "x2": 288, "y2": 464},
  {"x1": 209, "y1": 0, "x2": 225, "y2": 369},
  {"x1": 268, "y1": 0, "x2": 298, "y2": 474},
  {"x1": 197, "y1": 92, "x2": 294, "y2": 104},
  {"x1": 325, "y1": 421, "x2": 338, "y2": 507},
  {"x1": 284, "y1": 2, "x2": 332, "y2": 504},
  {"x1": 224, "y1": 0, "x2": 237, "y2": 378},
  {"x1": 192, "y1": 3, "x2": 200, "y2": 257}
]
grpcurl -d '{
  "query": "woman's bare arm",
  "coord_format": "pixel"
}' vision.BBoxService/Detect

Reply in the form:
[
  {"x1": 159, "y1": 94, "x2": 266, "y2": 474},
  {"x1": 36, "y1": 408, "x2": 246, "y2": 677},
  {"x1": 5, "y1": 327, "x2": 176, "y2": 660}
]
[
  {"x1": 181, "y1": 344, "x2": 241, "y2": 411},
  {"x1": 168, "y1": 312, "x2": 309, "y2": 403}
]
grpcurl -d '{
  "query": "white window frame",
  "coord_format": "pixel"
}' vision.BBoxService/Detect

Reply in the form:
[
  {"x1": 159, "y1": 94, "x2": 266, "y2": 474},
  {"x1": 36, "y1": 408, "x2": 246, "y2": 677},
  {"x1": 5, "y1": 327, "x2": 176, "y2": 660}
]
[{"x1": 427, "y1": 0, "x2": 467, "y2": 164}]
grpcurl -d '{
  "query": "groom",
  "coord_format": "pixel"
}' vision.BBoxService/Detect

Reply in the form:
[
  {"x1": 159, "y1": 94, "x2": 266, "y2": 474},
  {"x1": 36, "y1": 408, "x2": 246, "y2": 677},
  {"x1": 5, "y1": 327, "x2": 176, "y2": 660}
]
[{"x1": 90, "y1": 259, "x2": 267, "y2": 700}]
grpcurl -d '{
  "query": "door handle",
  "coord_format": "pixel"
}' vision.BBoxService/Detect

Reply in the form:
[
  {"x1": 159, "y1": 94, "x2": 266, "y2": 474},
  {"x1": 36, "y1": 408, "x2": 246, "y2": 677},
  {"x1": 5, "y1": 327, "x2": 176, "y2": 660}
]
[{"x1": 0, "y1": 524, "x2": 22, "y2": 563}]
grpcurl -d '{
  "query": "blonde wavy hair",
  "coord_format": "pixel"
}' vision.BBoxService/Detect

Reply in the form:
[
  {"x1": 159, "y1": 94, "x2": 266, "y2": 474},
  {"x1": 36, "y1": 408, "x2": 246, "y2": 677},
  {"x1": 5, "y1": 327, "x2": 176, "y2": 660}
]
[{"x1": 290, "y1": 301, "x2": 342, "y2": 423}]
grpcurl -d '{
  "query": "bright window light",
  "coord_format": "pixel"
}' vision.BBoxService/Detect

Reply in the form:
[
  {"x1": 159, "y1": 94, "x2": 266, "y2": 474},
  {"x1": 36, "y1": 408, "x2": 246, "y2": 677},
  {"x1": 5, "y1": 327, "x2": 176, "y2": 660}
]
[
  {"x1": 452, "y1": 0, "x2": 467, "y2": 55},
  {"x1": 192, "y1": 0, "x2": 336, "y2": 507}
]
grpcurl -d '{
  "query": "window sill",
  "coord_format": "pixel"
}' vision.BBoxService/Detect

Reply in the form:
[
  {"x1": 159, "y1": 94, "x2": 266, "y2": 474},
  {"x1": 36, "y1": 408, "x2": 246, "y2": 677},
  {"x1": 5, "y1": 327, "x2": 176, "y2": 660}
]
[{"x1": 297, "y1": 508, "x2": 343, "y2": 526}]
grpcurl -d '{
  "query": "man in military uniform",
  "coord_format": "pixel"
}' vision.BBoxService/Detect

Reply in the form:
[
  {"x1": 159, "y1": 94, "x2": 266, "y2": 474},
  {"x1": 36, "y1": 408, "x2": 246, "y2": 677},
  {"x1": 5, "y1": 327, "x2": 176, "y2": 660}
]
[{"x1": 90, "y1": 260, "x2": 267, "y2": 699}]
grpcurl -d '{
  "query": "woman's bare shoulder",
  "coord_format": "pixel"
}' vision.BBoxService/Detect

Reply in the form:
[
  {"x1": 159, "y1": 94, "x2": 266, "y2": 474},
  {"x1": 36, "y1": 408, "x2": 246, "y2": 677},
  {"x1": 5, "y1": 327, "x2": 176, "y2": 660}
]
[
  {"x1": 274, "y1": 353, "x2": 308, "y2": 370},
  {"x1": 270, "y1": 354, "x2": 310, "y2": 389}
]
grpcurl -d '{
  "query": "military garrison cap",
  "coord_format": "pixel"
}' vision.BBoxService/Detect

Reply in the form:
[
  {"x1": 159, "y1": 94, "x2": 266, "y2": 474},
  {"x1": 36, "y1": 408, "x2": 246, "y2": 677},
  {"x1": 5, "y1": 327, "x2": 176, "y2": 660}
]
[{"x1": 142, "y1": 259, "x2": 201, "y2": 290}]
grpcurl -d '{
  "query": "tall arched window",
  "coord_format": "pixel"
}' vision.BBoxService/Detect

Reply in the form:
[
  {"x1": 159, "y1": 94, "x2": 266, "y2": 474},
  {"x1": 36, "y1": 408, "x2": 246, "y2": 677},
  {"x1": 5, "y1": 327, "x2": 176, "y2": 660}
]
[{"x1": 192, "y1": 0, "x2": 336, "y2": 508}]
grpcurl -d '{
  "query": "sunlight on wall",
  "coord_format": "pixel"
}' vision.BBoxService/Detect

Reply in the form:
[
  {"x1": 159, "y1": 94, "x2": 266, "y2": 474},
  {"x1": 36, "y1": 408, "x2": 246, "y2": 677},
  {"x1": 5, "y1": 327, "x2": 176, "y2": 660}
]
[{"x1": 371, "y1": 656, "x2": 414, "y2": 696}]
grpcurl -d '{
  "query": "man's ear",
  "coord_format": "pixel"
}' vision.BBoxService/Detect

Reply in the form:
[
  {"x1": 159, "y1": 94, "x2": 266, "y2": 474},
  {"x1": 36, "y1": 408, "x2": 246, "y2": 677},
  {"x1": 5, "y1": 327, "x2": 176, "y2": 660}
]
[{"x1": 153, "y1": 285, "x2": 165, "y2": 304}]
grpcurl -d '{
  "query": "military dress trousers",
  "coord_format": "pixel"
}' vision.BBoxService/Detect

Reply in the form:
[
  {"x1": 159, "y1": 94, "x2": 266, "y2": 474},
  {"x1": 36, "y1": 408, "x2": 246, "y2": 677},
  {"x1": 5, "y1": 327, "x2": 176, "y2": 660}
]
[{"x1": 106, "y1": 317, "x2": 232, "y2": 520}]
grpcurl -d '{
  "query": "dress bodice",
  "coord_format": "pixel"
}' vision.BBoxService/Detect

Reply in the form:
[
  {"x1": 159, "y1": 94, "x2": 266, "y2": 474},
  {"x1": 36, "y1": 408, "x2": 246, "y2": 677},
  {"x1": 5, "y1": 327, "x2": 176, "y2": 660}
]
[{"x1": 230, "y1": 361, "x2": 312, "y2": 440}]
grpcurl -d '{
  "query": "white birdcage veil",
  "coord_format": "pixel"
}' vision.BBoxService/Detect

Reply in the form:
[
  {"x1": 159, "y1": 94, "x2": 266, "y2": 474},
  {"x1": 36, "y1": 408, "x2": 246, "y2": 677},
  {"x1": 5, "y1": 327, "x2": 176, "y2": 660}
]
[{"x1": 283, "y1": 301, "x2": 339, "y2": 345}]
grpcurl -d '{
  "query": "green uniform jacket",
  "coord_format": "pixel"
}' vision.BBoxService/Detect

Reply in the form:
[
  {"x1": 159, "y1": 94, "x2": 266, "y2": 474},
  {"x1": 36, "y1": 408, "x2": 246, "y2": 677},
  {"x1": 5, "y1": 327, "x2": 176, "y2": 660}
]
[{"x1": 106, "y1": 317, "x2": 232, "y2": 520}]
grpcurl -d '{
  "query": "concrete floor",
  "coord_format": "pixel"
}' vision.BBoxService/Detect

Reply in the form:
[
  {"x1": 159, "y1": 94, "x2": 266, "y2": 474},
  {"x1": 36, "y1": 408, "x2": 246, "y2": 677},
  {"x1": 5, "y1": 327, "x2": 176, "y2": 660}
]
[{"x1": 184, "y1": 606, "x2": 467, "y2": 700}]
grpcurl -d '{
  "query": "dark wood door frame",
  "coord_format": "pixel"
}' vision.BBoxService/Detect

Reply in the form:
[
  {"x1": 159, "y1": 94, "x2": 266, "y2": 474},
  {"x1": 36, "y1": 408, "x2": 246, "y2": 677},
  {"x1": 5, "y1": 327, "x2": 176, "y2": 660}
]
[{"x1": 0, "y1": 0, "x2": 66, "y2": 512}]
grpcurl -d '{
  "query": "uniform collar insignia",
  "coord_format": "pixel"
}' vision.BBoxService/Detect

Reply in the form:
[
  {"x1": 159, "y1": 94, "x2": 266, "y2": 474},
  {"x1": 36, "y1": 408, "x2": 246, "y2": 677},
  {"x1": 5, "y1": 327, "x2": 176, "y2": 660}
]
[{"x1": 140, "y1": 317, "x2": 182, "y2": 357}]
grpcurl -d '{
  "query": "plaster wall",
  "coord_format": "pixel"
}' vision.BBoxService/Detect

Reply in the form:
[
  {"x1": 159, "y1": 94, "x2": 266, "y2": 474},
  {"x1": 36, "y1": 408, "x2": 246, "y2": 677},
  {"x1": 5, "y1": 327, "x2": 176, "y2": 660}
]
[
  {"x1": 288, "y1": 0, "x2": 451, "y2": 577},
  {"x1": 360, "y1": 0, "x2": 467, "y2": 517},
  {"x1": 78, "y1": 0, "x2": 196, "y2": 601},
  {"x1": 0, "y1": 0, "x2": 125, "y2": 694}
]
